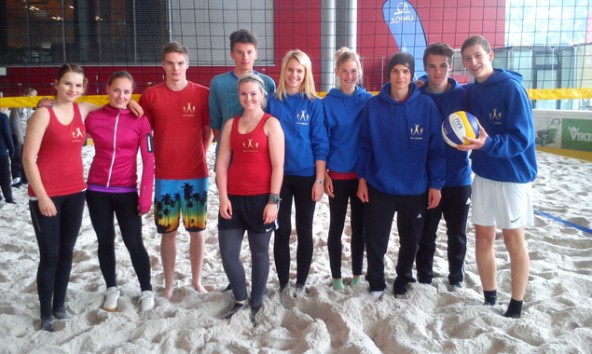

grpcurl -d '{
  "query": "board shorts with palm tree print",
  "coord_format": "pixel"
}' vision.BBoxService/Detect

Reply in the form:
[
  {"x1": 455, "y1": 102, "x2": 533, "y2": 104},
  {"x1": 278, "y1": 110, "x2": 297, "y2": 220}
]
[{"x1": 154, "y1": 178, "x2": 208, "y2": 233}]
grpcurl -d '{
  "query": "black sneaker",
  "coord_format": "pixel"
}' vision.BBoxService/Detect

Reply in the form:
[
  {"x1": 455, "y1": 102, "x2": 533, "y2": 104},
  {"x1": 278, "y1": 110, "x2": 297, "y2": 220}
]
[
  {"x1": 503, "y1": 310, "x2": 521, "y2": 319},
  {"x1": 393, "y1": 278, "x2": 408, "y2": 296},
  {"x1": 250, "y1": 305, "x2": 262, "y2": 327},
  {"x1": 40, "y1": 317, "x2": 55, "y2": 332},
  {"x1": 223, "y1": 302, "x2": 245, "y2": 319},
  {"x1": 53, "y1": 308, "x2": 71, "y2": 320},
  {"x1": 450, "y1": 282, "x2": 462, "y2": 289}
]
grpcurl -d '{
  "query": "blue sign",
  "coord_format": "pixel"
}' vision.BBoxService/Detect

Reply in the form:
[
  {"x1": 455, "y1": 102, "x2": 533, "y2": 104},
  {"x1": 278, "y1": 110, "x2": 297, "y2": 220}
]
[{"x1": 382, "y1": 0, "x2": 427, "y2": 79}]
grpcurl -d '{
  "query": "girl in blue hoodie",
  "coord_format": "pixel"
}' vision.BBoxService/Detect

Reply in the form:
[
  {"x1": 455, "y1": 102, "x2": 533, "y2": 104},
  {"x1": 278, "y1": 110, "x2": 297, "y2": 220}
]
[
  {"x1": 323, "y1": 47, "x2": 372, "y2": 290},
  {"x1": 267, "y1": 50, "x2": 329, "y2": 296},
  {"x1": 356, "y1": 52, "x2": 445, "y2": 298}
]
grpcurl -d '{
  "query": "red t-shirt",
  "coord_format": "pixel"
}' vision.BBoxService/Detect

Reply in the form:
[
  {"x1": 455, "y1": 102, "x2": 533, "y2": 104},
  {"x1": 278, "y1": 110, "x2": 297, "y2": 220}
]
[
  {"x1": 228, "y1": 114, "x2": 272, "y2": 196},
  {"x1": 28, "y1": 103, "x2": 87, "y2": 197},
  {"x1": 140, "y1": 82, "x2": 210, "y2": 179}
]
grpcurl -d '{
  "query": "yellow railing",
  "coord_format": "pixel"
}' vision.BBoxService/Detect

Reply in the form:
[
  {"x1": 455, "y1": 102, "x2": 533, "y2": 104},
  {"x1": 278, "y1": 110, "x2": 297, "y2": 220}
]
[{"x1": 1, "y1": 88, "x2": 592, "y2": 108}]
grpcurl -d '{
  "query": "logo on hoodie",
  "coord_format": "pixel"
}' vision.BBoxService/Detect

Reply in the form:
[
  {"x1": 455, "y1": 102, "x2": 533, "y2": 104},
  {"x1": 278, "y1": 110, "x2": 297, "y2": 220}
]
[
  {"x1": 410, "y1": 123, "x2": 424, "y2": 140},
  {"x1": 489, "y1": 108, "x2": 503, "y2": 122},
  {"x1": 296, "y1": 110, "x2": 310, "y2": 125}
]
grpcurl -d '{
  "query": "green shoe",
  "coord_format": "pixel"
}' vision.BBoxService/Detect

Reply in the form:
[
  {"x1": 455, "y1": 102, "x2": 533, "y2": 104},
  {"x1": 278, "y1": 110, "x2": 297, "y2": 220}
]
[
  {"x1": 350, "y1": 276, "x2": 363, "y2": 287},
  {"x1": 332, "y1": 278, "x2": 344, "y2": 291}
]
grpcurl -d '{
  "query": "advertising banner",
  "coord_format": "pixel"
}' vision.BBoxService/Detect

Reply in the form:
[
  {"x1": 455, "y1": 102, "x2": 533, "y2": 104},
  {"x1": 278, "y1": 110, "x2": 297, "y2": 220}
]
[{"x1": 561, "y1": 119, "x2": 592, "y2": 152}]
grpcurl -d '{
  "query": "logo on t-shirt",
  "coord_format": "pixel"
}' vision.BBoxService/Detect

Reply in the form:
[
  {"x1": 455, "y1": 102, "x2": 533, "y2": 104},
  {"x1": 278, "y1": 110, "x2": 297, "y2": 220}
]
[
  {"x1": 71, "y1": 127, "x2": 85, "y2": 142},
  {"x1": 183, "y1": 102, "x2": 196, "y2": 115},
  {"x1": 242, "y1": 138, "x2": 260, "y2": 152}
]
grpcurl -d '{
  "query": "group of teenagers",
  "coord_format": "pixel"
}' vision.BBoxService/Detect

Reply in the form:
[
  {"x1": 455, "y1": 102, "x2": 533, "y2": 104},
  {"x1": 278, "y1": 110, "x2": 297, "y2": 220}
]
[{"x1": 22, "y1": 29, "x2": 537, "y2": 332}]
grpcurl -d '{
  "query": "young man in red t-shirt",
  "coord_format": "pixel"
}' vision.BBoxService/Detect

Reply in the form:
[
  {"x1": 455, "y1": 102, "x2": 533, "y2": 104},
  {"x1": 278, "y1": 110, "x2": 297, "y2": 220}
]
[{"x1": 140, "y1": 41, "x2": 212, "y2": 300}]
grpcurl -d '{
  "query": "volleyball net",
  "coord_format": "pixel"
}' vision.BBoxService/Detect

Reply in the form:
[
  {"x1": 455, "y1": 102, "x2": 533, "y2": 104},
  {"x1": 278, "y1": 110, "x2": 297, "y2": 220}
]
[{"x1": 1, "y1": 0, "x2": 592, "y2": 110}]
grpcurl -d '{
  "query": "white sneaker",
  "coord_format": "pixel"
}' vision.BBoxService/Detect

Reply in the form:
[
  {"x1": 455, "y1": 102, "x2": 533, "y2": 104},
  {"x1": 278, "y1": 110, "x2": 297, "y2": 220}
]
[
  {"x1": 102, "y1": 287, "x2": 120, "y2": 312},
  {"x1": 139, "y1": 290, "x2": 155, "y2": 312},
  {"x1": 293, "y1": 284, "x2": 306, "y2": 297},
  {"x1": 11, "y1": 177, "x2": 20, "y2": 186},
  {"x1": 370, "y1": 290, "x2": 384, "y2": 299}
]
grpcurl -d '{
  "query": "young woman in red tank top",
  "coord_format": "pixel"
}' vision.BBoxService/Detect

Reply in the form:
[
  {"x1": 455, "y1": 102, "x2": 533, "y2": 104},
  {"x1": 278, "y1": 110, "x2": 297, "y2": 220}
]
[
  {"x1": 216, "y1": 74, "x2": 284, "y2": 325},
  {"x1": 22, "y1": 64, "x2": 143, "y2": 332}
]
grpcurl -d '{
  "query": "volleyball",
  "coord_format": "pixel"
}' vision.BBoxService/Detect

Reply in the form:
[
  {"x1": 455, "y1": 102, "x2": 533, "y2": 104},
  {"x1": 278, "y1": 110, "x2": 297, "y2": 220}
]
[{"x1": 442, "y1": 111, "x2": 480, "y2": 148}]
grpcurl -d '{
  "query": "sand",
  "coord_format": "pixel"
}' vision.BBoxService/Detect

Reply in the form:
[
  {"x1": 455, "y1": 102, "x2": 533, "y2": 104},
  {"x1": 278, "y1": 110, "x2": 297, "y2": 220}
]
[{"x1": 0, "y1": 147, "x2": 591, "y2": 353}]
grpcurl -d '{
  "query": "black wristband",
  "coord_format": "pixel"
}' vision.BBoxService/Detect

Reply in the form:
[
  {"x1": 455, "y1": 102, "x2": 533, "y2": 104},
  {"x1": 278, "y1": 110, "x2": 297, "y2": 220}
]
[{"x1": 268, "y1": 193, "x2": 281, "y2": 204}]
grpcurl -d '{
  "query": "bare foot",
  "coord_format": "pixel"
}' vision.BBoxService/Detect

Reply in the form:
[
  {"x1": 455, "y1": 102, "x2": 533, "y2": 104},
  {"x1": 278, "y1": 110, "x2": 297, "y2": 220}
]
[
  {"x1": 193, "y1": 283, "x2": 208, "y2": 293},
  {"x1": 163, "y1": 286, "x2": 174, "y2": 300}
]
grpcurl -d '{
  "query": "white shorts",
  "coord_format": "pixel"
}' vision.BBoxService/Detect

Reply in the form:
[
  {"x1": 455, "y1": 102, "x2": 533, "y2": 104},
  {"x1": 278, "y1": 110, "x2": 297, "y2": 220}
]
[{"x1": 472, "y1": 175, "x2": 534, "y2": 229}]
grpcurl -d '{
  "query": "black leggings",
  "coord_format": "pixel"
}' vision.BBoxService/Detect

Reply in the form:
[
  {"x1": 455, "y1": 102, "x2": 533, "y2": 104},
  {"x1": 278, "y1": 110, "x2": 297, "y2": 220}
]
[
  {"x1": 327, "y1": 178, "x2": 365, "y2": 279},
  {"x1": 86, "y1": 191, "x2": 152, "y2": 291},
  {"x1": 30, "y1": 191, "x2": 85, "y2": 319},
  {"x1": 0, "y1": 155, "x2": 13, "y2": 202},
  {"x1": 274, "y1": 175, "x2": 317, "y2": 287},
  {"x1": 219, "y1": 228, "x2": 272, "y2": 308}
]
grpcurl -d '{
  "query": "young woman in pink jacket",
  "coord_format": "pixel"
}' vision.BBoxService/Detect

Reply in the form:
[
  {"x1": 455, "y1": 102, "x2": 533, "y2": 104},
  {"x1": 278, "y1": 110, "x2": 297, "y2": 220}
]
[{"x1": 85, "y1": 71, "x2": 155, "y2": 313}]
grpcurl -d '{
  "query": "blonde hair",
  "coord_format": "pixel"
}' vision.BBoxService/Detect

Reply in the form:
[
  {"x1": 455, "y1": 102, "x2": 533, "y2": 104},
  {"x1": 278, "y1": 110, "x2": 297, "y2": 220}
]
[
  {"x1": 334, "y1": 46, "x2": 363, "y2": 87},
  {"x1": 238, "y1": 73, "x2": 268, "y2": 109},
  {"x1": 276, "y1": 49, "x2": 317, "y2": 101}
]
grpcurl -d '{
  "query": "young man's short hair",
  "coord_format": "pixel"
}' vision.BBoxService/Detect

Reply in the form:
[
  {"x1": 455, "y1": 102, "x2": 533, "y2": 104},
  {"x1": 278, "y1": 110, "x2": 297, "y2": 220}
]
[
  {"x1": 229, "y1": 29, "x2": 258, "y2": 51},
  {"x1": 423, "y1": 42, "x2": 455, "y2": 67},
  {"x1": 163, "y1": 41, "x2": 189, "y2": 60},
  {"x1": 461, "y1": 36, "x2": 492, "y2": 55}
]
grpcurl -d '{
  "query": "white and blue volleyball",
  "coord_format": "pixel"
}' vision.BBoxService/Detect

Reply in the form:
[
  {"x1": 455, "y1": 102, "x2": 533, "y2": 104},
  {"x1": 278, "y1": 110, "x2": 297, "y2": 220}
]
[{"x1": 442, "y1": 111, "x2": 480, "y2": 148}]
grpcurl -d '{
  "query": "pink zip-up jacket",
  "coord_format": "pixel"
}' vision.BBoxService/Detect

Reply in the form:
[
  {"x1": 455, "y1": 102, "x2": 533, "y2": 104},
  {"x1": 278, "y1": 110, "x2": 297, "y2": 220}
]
[{"x1": 86, "y1": 105, "x2": 155, "y2": 213}]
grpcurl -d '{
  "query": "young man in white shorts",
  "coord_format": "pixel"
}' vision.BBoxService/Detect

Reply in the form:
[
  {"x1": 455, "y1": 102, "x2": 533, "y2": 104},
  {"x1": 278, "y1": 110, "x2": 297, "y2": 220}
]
[
  {"x1": 472, "y1": 177, "x2": 533, "y2": 230},
  {"x1": 457, "y1": 36, "x2": 537, "y2": 319}
]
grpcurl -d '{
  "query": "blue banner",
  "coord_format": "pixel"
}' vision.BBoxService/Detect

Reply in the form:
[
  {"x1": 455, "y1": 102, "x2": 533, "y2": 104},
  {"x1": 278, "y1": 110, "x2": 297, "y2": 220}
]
[{"x1": 382, "y1": 0, "x2": 427, "y2": 79}]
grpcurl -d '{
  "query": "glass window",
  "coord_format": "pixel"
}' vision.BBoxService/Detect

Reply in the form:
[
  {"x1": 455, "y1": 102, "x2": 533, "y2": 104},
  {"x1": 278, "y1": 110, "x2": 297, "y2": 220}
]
[{"x1": 1, "y1": 0, "x2": 273, "y2": 66}]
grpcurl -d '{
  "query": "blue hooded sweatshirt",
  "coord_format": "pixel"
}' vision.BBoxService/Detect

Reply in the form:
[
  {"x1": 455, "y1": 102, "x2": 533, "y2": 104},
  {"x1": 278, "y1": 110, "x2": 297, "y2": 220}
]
[
  {"x1": 323, "y1": 86, "x2": 373, "y2": 174},
  {"x1": 356, "y1": 82, "x2": 445, "y2": 195},
  {"x1": 466, "y1": 69, "x2": 537, "y2": 183},
  {"x1": 267, "y1": 93, "x2": 329, "y2": 176},
  {"x1": 419, "y1": 78, "x2": 471, "y2": 187}
]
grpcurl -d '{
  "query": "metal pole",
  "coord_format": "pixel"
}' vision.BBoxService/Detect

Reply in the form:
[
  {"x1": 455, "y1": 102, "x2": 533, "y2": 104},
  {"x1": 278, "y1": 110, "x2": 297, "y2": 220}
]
[
  {"x1": 61, "y1": 0, "x2": 66, "y2": 61},
  {"x1": 346, "y1": 0, "x2": 357, "y2": 51},
  {"x1": 133, "y1": 0, "x2": 137, "y2": 63},
  {"x1": 321, "y1": 0, "x2": 336, "y2": 91}
]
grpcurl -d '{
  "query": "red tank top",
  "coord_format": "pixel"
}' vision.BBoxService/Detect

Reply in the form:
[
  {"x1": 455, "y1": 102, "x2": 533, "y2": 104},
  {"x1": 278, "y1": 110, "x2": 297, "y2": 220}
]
[
  {"x1": 227, "y1": 113, "x2": 272, "y2": 196},
  {"x1": 28, "y1": 103, "x2": 87, "y2": 197}
]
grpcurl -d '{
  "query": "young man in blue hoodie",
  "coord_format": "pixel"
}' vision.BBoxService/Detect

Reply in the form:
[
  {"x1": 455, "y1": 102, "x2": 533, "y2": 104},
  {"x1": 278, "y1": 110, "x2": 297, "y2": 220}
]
[
  {"x1": 356, "y1": 52, "x2": 445, "y2": 298},
  {"x1": 458, "y1": 36, "x2": 537, "y2": 318},
  {"x1": 415, "y1": 43, "x2": 471, "y2": 289}
]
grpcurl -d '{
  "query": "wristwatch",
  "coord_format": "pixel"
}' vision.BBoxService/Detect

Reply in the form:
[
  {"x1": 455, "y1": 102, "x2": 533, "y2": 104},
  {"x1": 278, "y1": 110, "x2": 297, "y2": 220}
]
[{"x1": 268, "y1": 193, "x2": 281, "y2": 205}]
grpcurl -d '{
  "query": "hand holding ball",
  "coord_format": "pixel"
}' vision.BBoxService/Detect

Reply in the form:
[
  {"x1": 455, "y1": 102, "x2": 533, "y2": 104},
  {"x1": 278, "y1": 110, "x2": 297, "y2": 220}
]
[{"x1": 442, "y1": 111, "x2": 480, "y2": 148}]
